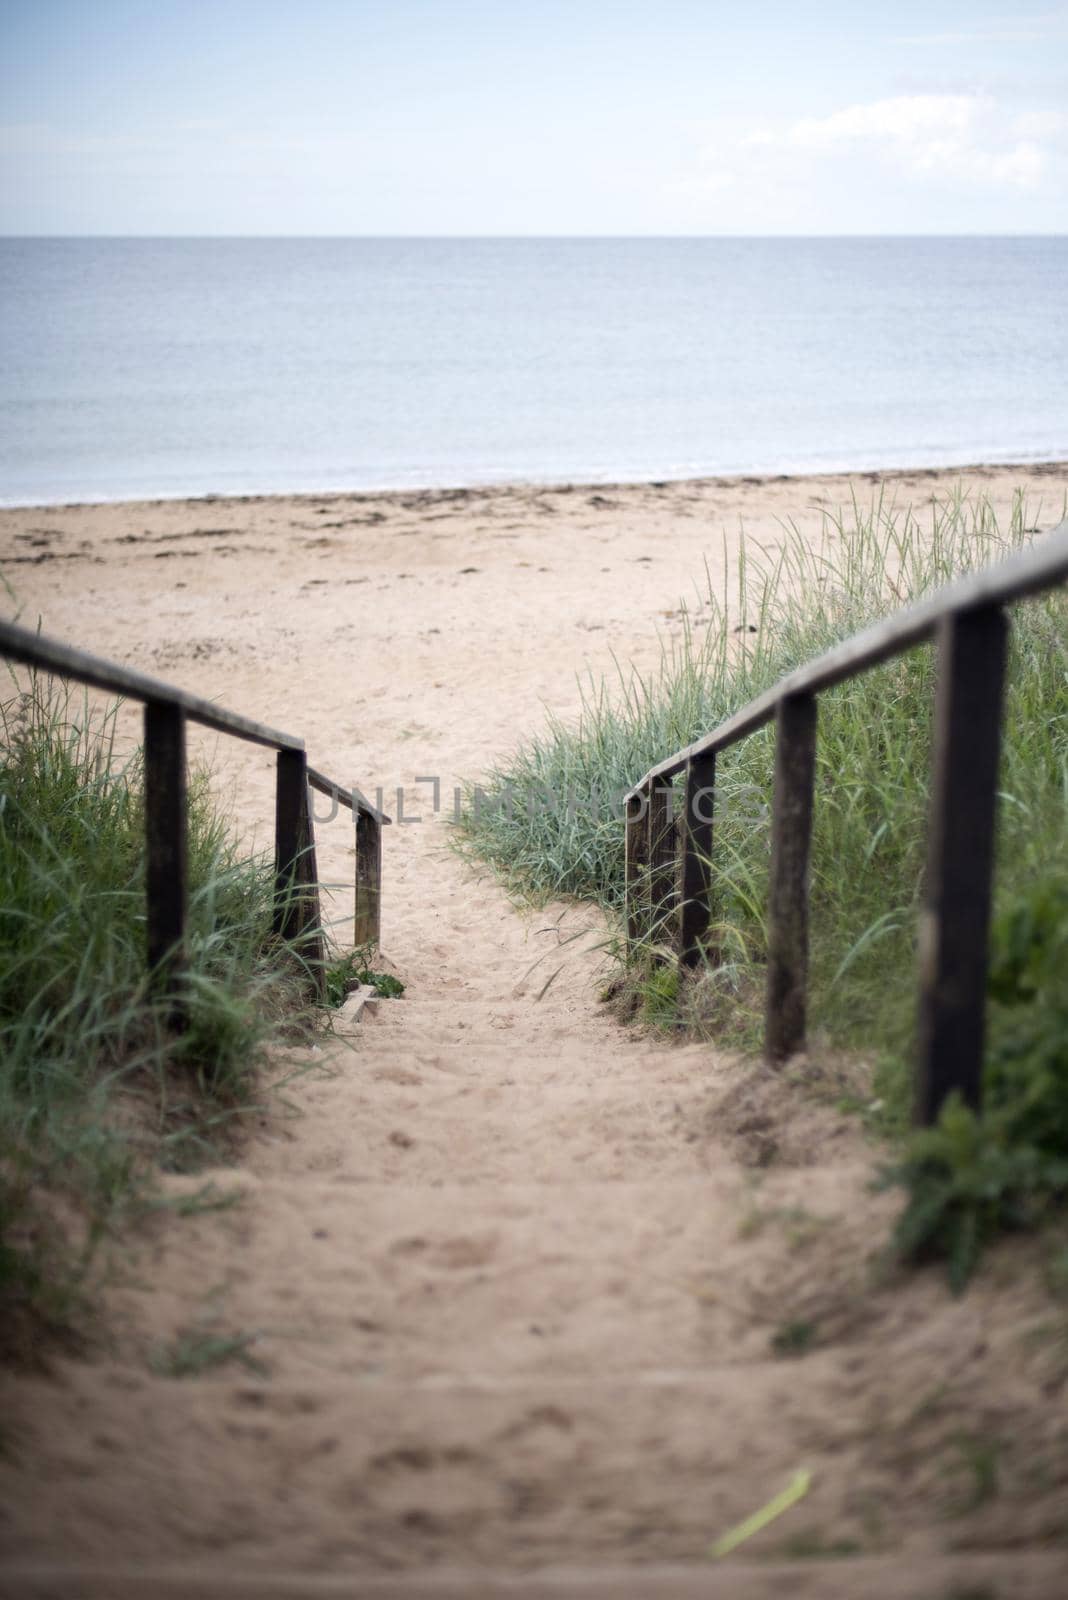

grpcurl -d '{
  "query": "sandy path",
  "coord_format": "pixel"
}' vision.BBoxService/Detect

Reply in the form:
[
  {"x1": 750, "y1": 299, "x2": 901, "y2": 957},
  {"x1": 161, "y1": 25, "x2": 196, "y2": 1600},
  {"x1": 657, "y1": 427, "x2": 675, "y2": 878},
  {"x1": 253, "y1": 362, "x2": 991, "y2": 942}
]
[{"x1": 2, "y1": 465, "x2": 1068, "y2": 1594}]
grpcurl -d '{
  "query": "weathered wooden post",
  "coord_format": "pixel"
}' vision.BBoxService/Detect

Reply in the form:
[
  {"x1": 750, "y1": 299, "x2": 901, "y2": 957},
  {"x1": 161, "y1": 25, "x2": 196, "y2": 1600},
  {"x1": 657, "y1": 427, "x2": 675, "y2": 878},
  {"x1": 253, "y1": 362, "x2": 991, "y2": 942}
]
[
  {"x1": 765, "y1": 692, "x2": 818, "y2": 1061},
  {"x1": 625, "y1": 788, "x2": 649, "y2": 948},
  {"x1": 648, "y1": 780, "x2": 678, "y2": 948},
  {"x1": 143, "y1": 698, "x2": 188, "y2": 1019},
  {"x1": 680, "y1": 752, "x2": 717, "y2": 968},
  {"x1": 353, "y1": 807, "x2": 382, "y2": 948},
  {"x1": 274, "y1": 747, "x2": 325, "y2": 994},
  {"x1": 914, "y1": 604, "x2": 1008, "y2": 1124}
]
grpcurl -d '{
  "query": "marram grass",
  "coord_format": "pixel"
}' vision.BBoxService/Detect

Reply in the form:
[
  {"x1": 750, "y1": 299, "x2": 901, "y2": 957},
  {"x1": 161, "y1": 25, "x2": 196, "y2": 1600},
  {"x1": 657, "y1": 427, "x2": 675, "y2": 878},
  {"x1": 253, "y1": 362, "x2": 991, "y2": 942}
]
[
  {"x1": 459, "y1": 490, "x2": 1068, "y2": 1282},
  {"x1": 0, "y1": 676, "x2": 325, "y2": 1357}
]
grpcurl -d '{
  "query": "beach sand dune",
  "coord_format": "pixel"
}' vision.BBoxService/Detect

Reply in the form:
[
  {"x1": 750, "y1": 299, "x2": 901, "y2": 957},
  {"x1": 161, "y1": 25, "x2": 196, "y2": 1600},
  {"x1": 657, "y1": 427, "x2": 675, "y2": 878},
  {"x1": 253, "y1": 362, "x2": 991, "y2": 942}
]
[{"x1": 1, "y1": 464, "x2": 1067, "y2": 1594}]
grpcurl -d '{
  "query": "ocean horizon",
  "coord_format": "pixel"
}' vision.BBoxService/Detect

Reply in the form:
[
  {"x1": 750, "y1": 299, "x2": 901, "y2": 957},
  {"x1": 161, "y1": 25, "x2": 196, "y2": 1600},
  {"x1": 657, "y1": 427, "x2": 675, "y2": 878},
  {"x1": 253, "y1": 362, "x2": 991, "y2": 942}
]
[{"x1": 2, "y1": 235, "x2": 1066, "y2": 506}]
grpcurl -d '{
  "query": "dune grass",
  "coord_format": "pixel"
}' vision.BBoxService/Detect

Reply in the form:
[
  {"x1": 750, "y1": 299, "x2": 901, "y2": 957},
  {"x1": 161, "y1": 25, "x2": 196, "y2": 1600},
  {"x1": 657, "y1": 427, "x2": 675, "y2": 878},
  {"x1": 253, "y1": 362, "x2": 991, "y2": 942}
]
[
  {"x1": 458, "y1": 489, "x2": 1068, "y2": 1282},
  {"x1": 0, "y1": 675, "x2": 325, "y2": 1359}
]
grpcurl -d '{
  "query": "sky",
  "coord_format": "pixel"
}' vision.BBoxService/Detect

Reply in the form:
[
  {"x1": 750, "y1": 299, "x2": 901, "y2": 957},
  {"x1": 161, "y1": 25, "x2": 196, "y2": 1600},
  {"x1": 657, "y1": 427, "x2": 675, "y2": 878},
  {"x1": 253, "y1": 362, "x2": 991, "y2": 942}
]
[{"x1": 1, "y1": 0, "x2": 1067, "y2": 235}]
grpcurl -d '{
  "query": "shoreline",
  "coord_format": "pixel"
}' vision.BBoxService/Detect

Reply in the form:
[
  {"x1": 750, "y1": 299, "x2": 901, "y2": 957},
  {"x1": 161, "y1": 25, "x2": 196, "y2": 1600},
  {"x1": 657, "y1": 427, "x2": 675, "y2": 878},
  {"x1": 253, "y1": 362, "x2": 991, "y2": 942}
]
[{"x1": 3, "y1": 455, "x2": 1067, "y2": 514}]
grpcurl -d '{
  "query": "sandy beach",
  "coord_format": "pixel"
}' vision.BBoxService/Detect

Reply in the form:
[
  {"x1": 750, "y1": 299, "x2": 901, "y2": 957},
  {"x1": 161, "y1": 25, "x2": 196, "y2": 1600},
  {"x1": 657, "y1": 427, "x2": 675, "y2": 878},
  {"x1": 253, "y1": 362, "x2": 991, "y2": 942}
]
[
  {"x1": 4, "y1": 460, "x2": 1065, "y2": 923},
  {"x1": 2, "y1": 461, "x2": 1068, "y2": 1594}
]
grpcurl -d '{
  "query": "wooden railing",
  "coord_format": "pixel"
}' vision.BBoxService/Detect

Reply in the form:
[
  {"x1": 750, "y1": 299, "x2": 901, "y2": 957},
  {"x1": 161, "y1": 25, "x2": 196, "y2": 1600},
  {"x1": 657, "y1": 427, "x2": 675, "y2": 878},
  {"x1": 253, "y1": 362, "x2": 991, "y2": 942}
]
[
  {"x1": 0, "y1": 619, "x2": 390, "y2": 1008},
  {"x1": 624, "y1": 519, "x2": 1068, "y2": 1126}
]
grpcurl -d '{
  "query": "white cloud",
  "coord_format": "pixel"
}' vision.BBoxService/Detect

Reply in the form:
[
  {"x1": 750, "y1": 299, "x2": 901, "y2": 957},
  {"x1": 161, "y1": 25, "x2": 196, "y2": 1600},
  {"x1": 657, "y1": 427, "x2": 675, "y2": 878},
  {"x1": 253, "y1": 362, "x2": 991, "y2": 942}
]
[
  {"x1": 790, "y1": 95, "x2": 978, "y2": 151},
  {"x1": 788, "y1": 95, "x2": 1050, "y2": 186},
  {"x1": 692, "y1": 93, "x2": 1064, "y2": 194}
]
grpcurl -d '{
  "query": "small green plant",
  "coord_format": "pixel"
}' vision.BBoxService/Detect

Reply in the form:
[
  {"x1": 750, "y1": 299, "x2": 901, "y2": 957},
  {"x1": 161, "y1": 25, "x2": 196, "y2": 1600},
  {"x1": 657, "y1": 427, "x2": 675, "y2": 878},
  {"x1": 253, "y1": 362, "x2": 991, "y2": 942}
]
[
  {"x1": 359, "y1": 967, "x2": 404, "y2": 999},
  {"x1": 985, "y1": 877, "x2": 1068, "y2": 1157},
  {"x1": 770, "y1": 1318, "x2": 817, "y2": 1357},
  {"x1": 941, "y1": 1433, "x2": 1002, "y2": 1517},
  {"x1": 323, "y1": 948, "x2": 405, "y2": 1006},
  {"x1": 638, "y1": 958, "x2": 679, "y2": 1023},
  {"x1": 323, "y1": 951, "x2": 359, "y2": 1007},
  {"x1": 879, "y1": 1096, "x2": 1068, "y2": 1293},
  {"x1": 882, "y1": 875, "x2": 1068, "y2": 1289},
  {"x1": 149, "y1": 1327, "x2": 267, "y2": 1378}
]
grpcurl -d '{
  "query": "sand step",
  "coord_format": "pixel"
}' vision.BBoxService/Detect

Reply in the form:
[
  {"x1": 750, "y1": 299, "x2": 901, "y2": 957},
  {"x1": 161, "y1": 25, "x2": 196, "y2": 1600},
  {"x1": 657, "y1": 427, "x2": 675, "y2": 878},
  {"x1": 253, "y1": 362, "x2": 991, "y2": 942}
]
[
  {"x1": 0, "y1": 1367, "x2": 954, "y2": 1573},
  {"x1": 135, "y1": 1171, "x2": 891, "y2": 1383},
  {"x1": 5, "y1": 1552, "x2": 1068, "y2": 1600},
  {"x1": 6, "y1": 1366, "x2": 1065, "y2": 1581},
  {"x1": 255, "y1": 1053, "x2": 866, "y2": 1184},
  {"x1": 319, "y1": 1032, "x2": 734, "y2": 1086}
]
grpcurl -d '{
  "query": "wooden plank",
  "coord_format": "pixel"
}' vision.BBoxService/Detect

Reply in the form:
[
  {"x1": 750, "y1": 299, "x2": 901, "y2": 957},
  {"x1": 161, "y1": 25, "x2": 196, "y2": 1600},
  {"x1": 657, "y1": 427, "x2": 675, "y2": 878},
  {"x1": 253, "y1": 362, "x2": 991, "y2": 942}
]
[
  {"x1": 914, "y1": 604, "x2": 1008, "y2": 1125},
  {"x1": 624, "y1": 790, "x2": 648, "y2": 948},
  {"x1": 306, "y1": 769, "x2": 349, "y2": 815},
  {"x1": 274, "y1": 748, "x2": 308, "y2": 942},
  {"x1": 680, "y1": 752, "x2": 717, "y2": 968},
  {"x1": 625, "y1": 517, "x2": 1068, "y2": 801},
  {"x1": 306, "y1": 765, "x2": 392, "y2": 824},
  {"x1": 274, "y1": 749, "x2": 325, "y2": 991},
  {"x1": 353, "y1": 809, "x2": 383, "y2": 948},
  {"x1": 630, "y1": 697, "x2": 777, "y2": 796},
  {"x1": 297, "y1": 785, "x2": 326, "y2": 999},
  {"x1": 764, "y1": 693, "x2": 817, "y2": 1062},
  {"x1": 647, "y1": 781, "x2": 679, "y2": 948},
  {"x1": 0, "y1": 618, "x2": 304, "y2": 752},
  {"x1": 143, "y1": 699, "x2": 188, "y2": 1018}
]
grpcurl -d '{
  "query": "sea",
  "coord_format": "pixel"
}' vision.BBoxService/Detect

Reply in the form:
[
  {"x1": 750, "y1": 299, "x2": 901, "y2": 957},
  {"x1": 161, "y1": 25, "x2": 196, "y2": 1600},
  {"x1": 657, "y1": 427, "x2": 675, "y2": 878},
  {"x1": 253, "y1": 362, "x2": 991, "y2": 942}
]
[{"x1": 1, "y1": 236, "x2": 1065, "y2": 506}]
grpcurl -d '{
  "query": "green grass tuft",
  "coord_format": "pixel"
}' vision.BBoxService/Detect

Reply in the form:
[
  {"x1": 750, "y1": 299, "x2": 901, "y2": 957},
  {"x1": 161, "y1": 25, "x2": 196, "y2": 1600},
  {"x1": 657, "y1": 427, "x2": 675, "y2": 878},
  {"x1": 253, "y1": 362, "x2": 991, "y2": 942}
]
[
  {"x1": 323, "y1": 946, "x2": 405, "y2": 1005},
  {"x1": 770, "y1": 1318, "x2": 818, "y2": 1357},
  {"x1": 149, "y1": 1327, "x2": 267, "y2": 1379}
]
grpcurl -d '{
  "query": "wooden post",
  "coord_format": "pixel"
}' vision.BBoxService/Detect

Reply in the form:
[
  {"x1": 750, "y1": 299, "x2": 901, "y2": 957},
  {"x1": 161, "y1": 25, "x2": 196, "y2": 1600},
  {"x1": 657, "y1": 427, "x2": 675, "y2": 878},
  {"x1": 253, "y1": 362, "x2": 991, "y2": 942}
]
[
  {"x1": 274, "y1": 747, "x2": 307, "y2": 942},
  {"x1": 299, "y1": 797, "x2": 324, "y2": 995},
  {"x1": 625, "y1": 790, "x2": 648, "y2": 948},
  {"x1": 648, "y1": 780, "x2": 678, "y2": 948},
  {"x1": 765, "y1": 692, "x2": 817, "y2": 1062},
  {"x1": 144, "y1": 699, "x2": 188, "y2": 1018},
  {"x1": 274, "y1": 748, "x2": 325, "y2": 993},
  {"x1": 680, "y1": 752, "x2": 717, "y2": 968},
  {"x1": 914, "y1": 604, "x2": 1008, "y2": 1125},
  {"x1": 353, "y1": 808, "x2": 382, "y2": 948}
]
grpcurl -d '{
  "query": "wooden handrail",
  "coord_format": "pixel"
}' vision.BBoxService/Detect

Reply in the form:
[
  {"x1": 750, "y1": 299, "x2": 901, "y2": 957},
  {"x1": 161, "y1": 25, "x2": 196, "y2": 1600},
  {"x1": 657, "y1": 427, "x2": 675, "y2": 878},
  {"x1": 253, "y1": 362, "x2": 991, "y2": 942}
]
[
  {"x1": 0, "y1": 618, "x2": 304, "y2": 752},
  {"x1": 624, "y1": 519, "x2": 1068, "y2": 1125},
  {"x1": 625, "y1": 520, "x2": 1068, "y2": 799},
  {"x1": 0, "y1": 618, "x2": 391, "y2": 1012},
  {"x1": 306, "y1": 764, "x2": 392, "y2": 824}
]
